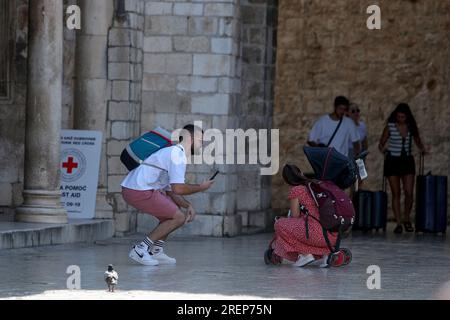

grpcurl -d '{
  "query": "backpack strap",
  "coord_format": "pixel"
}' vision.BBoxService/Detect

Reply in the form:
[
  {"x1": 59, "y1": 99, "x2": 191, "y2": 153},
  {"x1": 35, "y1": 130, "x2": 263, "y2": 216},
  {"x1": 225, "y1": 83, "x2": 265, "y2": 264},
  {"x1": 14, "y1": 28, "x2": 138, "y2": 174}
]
[
  {"x1": 326, "y1": 117, "x2": 343, "y2": 147},
  {"x1": 299, "y1": 204, "x2": 310, "y2": 239},
  {"x1": 141, "y1": 162, "x2": 167, "y2": 172},
  {"x1": 140, "y1": 145, "x2": 184, "y2": 172},
  {"x1": 322, "y1": 225, "x2": 343, "y2": 254}
]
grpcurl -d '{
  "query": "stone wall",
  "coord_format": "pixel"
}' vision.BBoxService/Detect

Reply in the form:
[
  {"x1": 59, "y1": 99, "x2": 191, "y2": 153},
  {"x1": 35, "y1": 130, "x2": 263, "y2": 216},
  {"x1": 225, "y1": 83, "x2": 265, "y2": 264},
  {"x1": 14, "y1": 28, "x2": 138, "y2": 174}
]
[
  {"x1": 273, "y1": 0, "x2": 450, "y2": 220},
  {"x1": 106, "y1": 0, "x2": 146, "y2": 236},
  {"x1": 237, "y1": 0, "x2": 277, "y2": 230},
  {"x1": 136, "y1": 0, "x2": 243, "y2": 237},
  {"x1": 0, "y1": 0, "x2": 27, "y2": 219}
]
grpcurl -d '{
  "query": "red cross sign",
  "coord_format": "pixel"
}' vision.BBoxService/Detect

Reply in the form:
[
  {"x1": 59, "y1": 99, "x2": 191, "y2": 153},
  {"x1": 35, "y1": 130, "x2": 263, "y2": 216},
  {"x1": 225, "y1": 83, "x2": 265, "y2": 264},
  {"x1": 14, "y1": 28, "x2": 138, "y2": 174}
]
[{"x1": 62, "y1": 156, "x2": 79, "y2": 174}]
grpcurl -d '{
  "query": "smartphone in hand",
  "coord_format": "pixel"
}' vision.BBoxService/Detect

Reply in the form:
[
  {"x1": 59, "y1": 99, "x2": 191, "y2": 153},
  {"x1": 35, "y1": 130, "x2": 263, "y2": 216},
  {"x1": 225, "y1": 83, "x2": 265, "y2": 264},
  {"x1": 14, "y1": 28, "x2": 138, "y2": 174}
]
[{"x1": 210, "y1": 170, "x2": 220, "y2": 180}]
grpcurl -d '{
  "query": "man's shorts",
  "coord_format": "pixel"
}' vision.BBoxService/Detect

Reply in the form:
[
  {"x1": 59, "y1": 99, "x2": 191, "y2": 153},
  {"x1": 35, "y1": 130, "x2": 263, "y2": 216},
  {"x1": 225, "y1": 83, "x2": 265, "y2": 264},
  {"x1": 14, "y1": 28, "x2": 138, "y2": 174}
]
[{"x1": 122, "y1": 187, "x2": 179, "y2": 222}]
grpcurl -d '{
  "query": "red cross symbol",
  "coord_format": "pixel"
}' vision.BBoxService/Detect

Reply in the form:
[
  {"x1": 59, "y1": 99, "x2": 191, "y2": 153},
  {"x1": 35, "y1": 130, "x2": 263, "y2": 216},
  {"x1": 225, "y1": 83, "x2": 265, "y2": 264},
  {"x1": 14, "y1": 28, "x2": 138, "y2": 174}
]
[{"x1": 62, "y1": 156, "x2": 78, "y2": 174}]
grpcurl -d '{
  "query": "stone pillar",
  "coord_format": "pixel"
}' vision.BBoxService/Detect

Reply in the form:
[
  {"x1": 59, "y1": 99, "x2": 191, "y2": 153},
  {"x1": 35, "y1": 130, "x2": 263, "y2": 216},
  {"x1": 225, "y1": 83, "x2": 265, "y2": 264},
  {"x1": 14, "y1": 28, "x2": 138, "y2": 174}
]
[
  {"x1": 74, "y1": 0, "x2": 114, "y2": 219},
  {"x1": 15, "y1": 0, "x2": 67, "y2": 224}
]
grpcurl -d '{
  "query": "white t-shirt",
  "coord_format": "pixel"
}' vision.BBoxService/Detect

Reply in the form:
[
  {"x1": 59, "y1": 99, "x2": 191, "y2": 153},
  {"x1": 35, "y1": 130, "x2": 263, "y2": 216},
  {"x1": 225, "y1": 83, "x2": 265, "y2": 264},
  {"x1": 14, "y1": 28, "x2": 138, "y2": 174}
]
[
  {"x1": 121, "y1": 144, "x2": 187, "y2": 191},
  {"x1": 348, "y1": 120, "x2": 367, "y2": 151},
  {"x1": 308, "y1": 115, "x2": 360, "y2": 157}
]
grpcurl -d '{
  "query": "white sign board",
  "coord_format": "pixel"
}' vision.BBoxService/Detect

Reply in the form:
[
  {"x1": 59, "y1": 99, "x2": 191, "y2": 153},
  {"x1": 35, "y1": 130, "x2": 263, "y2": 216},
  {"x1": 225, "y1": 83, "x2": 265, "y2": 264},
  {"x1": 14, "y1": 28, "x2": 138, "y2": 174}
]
[{"x1": 60, "y1": 130, "x2": 102, "y2": 219}]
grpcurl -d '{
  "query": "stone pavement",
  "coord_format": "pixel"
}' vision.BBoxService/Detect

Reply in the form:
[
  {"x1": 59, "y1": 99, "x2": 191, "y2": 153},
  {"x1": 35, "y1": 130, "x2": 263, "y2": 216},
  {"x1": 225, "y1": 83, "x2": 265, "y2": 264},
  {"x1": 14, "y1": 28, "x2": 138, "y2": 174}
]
[{"x1": 1, "y1": 224, "x2": 449, "y2": 300}]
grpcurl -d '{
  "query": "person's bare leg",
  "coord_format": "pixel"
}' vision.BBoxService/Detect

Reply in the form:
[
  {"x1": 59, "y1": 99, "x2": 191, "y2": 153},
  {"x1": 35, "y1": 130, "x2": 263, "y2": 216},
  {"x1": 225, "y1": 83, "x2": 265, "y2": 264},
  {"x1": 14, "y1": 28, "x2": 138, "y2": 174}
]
[
  {"x1": 388, "y1": 176, "x2": 402, "y2": 225},
  {"x1": 401, "y1": 174, "x2": 415, "y2": 223},
  {"x1": 148, "y1": 210, "x2": 185, "y2": 241}
]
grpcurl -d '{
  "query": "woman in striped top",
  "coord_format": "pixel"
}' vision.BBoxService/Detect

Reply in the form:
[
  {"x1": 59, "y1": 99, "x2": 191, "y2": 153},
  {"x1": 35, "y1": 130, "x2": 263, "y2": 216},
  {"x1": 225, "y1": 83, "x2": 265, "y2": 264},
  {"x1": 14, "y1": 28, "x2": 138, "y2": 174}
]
[{"x1": 378, "y1": 103, "x2": 429, "y2": 234}]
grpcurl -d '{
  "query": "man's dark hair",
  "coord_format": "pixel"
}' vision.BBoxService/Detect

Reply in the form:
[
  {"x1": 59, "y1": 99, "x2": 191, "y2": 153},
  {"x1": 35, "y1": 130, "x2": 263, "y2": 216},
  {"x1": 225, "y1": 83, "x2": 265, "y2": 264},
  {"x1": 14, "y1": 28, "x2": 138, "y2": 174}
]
[
  {"x1": 334, "y1": 96, "x2": 350, "y2": 108},
  {"x1": 179, "y1": 124, "x2": 204, "y2": 142}
]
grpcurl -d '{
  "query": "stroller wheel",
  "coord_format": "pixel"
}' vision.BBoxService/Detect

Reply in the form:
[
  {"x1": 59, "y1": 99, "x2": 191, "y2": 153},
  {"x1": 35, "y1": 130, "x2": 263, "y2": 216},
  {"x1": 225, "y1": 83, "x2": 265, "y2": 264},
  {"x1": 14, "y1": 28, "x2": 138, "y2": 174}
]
[
  {"x1": 340, "y1": 248, "x2": 352, "y2": 265},
  {"x1": 327, "y1": 251, "x2": 346, "y2": 267},
  {"x1": 264, "y1": 249, "x2": 271, "y2": 265},
  {"x1": 264, "y1": 248, "x2": 281, "y2": 265}
]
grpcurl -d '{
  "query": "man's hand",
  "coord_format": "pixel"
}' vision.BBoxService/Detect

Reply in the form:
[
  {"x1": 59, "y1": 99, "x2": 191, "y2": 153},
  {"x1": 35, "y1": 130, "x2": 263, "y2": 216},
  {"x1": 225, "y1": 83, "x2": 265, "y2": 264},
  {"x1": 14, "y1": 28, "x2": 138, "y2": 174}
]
[
  {"x1": 200, "y1": 180, "x2": 215, "y2": 191},
  {"x1": 186, "y1": 205, "x2": 197, "y2": 223}
]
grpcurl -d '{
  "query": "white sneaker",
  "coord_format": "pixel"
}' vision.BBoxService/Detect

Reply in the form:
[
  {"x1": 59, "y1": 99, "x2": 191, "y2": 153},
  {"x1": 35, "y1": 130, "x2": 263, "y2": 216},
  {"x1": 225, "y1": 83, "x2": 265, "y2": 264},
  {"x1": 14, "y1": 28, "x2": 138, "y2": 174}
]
[
  {"x1": 151, "y1": 249, "x2": 176, "y2": 265},
  {"x1": 129, "y1": 245, "x2": 159, "y2": 266},
  {"x1": 293, "y1": 254, "x2": 315, "y2": 267},
  {"x1": 319, "y1": 254, "x2": 329, "y2": 268}
]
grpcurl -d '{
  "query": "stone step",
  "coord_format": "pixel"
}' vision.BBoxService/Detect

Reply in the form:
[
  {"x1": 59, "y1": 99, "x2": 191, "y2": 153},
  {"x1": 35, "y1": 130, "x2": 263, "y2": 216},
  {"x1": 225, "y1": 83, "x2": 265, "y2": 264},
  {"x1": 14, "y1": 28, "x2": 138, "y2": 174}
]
[
  {"x1": 0, "y1": 219, "x2": 114, "y2": 250},
  {"x1": 241, "y1": 226, "x2": 266, "y2": 235}
]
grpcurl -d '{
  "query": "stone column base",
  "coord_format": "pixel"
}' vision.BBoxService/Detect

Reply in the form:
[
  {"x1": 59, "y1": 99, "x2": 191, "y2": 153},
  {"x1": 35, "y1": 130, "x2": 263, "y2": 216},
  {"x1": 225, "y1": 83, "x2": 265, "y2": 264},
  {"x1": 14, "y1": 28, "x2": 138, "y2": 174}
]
[{"x1": 15, "y1": 190, "x2": 68, "y2": 224}]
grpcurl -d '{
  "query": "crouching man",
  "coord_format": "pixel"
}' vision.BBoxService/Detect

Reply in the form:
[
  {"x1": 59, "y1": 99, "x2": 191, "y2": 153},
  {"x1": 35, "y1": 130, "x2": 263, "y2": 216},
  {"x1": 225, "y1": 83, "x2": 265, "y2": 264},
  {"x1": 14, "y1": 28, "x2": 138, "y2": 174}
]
[{"x1": 121, "y1": 124, "x2": 214, "y2": 266}]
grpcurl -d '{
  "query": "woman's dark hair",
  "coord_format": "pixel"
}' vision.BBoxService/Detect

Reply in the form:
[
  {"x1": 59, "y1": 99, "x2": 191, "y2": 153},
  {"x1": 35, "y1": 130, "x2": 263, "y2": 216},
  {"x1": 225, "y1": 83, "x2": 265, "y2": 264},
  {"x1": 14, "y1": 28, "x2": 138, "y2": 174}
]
[
  {"x1": 282, "y1": 164, "x2": 307, "y2": 186},
  {"x1": 388, "y1": 103, "x2": 419, "y2": 137}
]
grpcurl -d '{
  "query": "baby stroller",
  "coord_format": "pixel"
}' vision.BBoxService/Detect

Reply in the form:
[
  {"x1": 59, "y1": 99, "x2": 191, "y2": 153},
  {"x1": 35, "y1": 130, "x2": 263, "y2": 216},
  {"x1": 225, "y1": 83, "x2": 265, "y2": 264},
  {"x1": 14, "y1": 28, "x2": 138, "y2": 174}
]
[{"x1": 265, "y1": 147, "x2": 357, "y2": 267}]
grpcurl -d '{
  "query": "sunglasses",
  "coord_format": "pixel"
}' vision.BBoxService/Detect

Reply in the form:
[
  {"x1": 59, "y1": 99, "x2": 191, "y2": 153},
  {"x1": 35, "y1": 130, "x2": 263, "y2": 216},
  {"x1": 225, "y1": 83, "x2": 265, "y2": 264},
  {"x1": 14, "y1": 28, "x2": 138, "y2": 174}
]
[{"x1": 351, "y1": 109, "x2": 360, "y2": 114}]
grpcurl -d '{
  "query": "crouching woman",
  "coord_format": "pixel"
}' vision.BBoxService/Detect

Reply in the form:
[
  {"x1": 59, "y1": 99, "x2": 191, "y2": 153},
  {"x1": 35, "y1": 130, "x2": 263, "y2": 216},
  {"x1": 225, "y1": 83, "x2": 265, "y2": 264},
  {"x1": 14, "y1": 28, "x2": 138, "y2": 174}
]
[{"x1": 265, "y1": 165, "x2": 339, "y2": 268}]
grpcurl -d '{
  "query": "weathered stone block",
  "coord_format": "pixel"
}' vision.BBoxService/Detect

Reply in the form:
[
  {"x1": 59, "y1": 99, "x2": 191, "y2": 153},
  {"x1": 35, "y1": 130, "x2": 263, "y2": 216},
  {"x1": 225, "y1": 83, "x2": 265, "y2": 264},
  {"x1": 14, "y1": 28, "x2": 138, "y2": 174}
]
[
  {"x1": 154, "y1": 92, "x2": 191, "y2": 113},
  {"x1": 211, "y1": 37, "x2": 233, "y2": 54},
  {"x1": 173, "y1": 36, "x2": 209, "y2": 53},
  {"x1": 112, "y1": 81, "x2": 130, "y2": 101},
  {"x1": 193, "y1": 54, "x2": 232, "y2": 76},
  {"x1": 109, "y1": 29, "x2": 131, "y2": 46},
  {"x1": 111, "y1": 122, "x2": 133, "y2": 140},
  {"x1": 146, "y1": 16, "x2": 188, "y2": 35},
  {"x1": 188, "y1": 17, "x2": 218, "y2": 35},
  {"x1": 143, "y1": 74, "x2": 176, "y2": 91},
  {"x1": 0, "y1": 183, "x2": 12, "y2": 206},
  {"x1": 144, "y1": 54, "x2": 166, "y2": 74},
  {"x1": 186, "y1": 190, "x2": 211, "y2": 214},
  {"x1": 115, "y1": 212, "x2": 130, "y2": 233},
  {"x1": 109, "y1": 63, "x2": 130, "y2": 80},
  {"x1": 145, "y1": 1, "x2": 172, "y2": 15},
  {"x1": 173, "y1": 214, "x2": 223, "y2": 237},
  {"x1": 107, "y1": 175, "x2": 126, "y2": 193},
  {"x1": 109, "y1": 47, "x2": 130, "y2": 62},
  {"x1": 223, "y1": 214, "x2": 242, "y2": 237},
  {"x1": 107, "y1": 140, "x2": 127, "y2": 156},
  {"x1": 191, "y1": 94, "x2": 230, "y2": 115},
  {"x1": 177, "y1": 76, "x2": 218, "y2": 93},
  {"x1": 166, "y1": 53, "x2": 192, "y2": 75},
  {"x1": 108, "y1": 101, "x2": 132, "y2": 121},
  {"x1": 143, "y1": 36, "x2": 172, "y2": 52},
  {"x1": 205, "y1": 3, "x2": 234, "y2": 17},
  {"x1": 108, "y1": 156, "x2": 128, "y2": 175},
  {"x1": 174, "y1": 3, "x2": 203, "y2": 16}
]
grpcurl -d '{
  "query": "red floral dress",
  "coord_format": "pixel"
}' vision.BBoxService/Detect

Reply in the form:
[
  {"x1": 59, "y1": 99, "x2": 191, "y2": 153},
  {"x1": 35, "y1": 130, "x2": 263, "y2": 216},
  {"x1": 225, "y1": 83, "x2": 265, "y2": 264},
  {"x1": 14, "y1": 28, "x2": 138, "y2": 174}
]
[{"x1": 271, "y1": 186, "x2": 338, "y2": 262}]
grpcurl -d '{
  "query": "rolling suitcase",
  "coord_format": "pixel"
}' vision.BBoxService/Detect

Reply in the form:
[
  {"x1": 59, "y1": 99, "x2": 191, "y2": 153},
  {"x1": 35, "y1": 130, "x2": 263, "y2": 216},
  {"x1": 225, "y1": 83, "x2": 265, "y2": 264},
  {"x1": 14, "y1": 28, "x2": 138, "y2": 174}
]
[
  {"x1": 353, "y1": 188, "x2": 388, "y2": 232},
  {"x1": 371, "y1": 176, "x2": 388, "y2": 232},
  {"x1": 415, "y1": 154, "x2": 448, "y2": 234},
  {"x1": 353, "y1": 190, "x2": 372, "y2": 231}
]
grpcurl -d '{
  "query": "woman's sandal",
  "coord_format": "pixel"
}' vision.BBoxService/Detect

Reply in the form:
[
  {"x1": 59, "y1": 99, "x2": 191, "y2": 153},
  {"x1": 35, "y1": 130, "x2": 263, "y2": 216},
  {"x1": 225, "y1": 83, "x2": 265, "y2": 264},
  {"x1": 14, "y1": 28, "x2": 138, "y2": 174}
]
[
  {"x1": 403, "y1": 221, "x2": 414, "y2": 233},
  {"x1": 394, "y1": 224, "x2": 403, "y2": 234}
]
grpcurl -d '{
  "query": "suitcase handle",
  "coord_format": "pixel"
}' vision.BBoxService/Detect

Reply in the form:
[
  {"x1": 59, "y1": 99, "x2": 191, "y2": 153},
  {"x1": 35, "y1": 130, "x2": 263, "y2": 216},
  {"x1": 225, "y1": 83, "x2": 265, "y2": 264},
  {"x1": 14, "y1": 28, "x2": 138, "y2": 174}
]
[
  {"x1": 382, "y1": 154, "x2": 387, "y2": 192},
  {"x1": 419, "y1": 152, "x2": 425, "y2": 176}
]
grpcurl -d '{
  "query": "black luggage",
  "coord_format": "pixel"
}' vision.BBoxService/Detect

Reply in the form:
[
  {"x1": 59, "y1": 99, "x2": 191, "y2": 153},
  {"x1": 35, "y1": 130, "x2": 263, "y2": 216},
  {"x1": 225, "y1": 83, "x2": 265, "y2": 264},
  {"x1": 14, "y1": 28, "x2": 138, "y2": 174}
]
[
  {"x1": 415, "y1": 154, "x2": 448, "y2": 234},
  {"x1": 353, "y1": 177, "x2": 388, "y2": 232},
  {"x1": 371, "y1": 176, "x2": 388, "y2": 232},
  {"x1": 353, "y1": 190, "x2": 372, "y2": 231}
]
